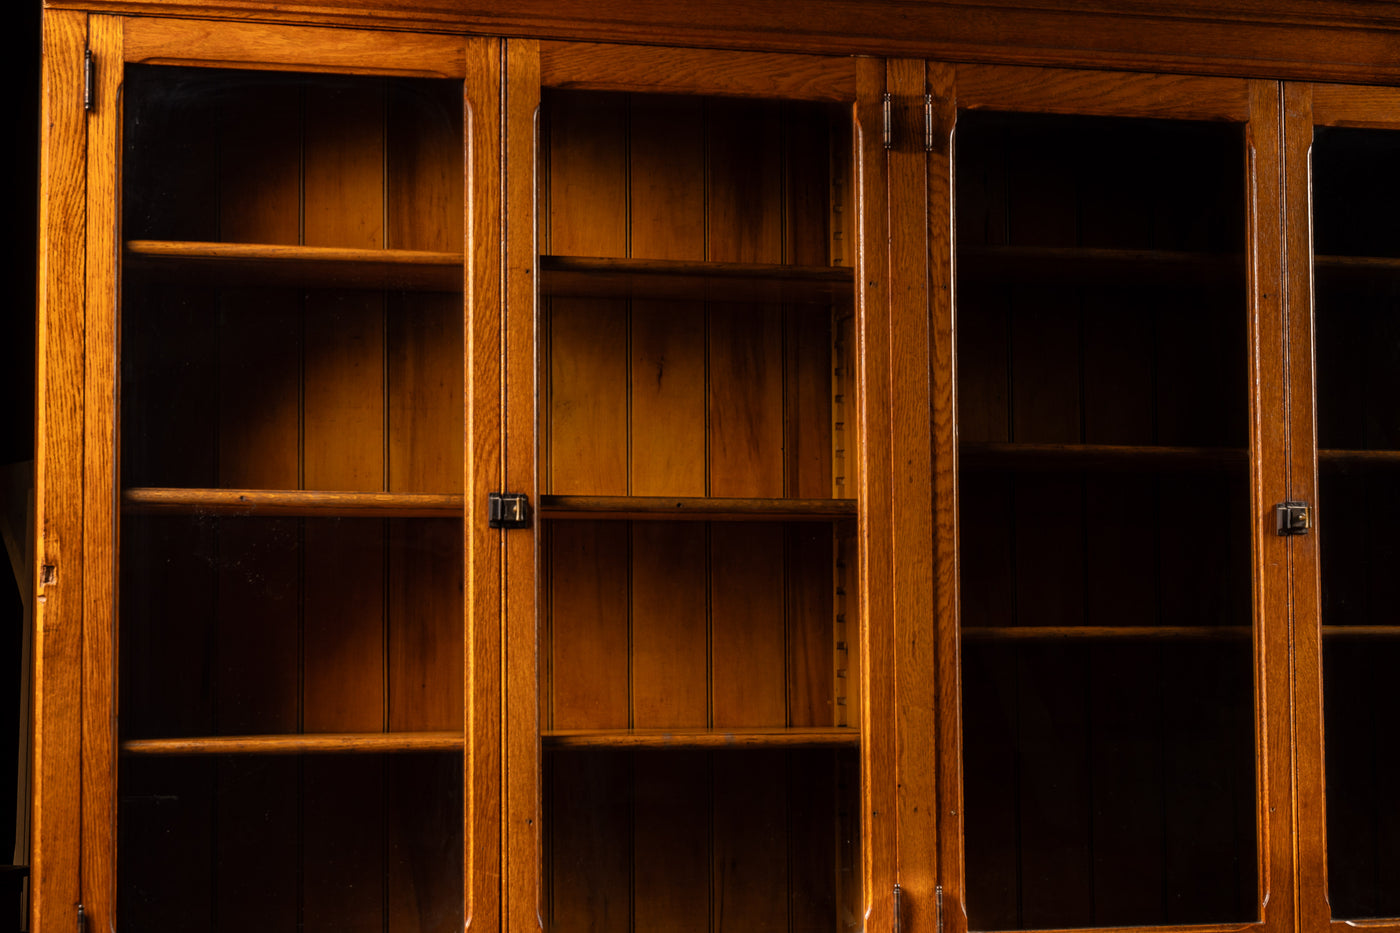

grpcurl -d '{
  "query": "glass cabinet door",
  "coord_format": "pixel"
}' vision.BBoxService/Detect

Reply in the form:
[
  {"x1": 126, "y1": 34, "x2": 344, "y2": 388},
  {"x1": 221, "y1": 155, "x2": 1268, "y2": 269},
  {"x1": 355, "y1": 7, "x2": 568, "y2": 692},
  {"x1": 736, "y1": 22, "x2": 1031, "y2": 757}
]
[
  {"x1": 115, "y1": 54, "x2": 466, "y2": 933},
  {"x1": 504, "y1": 42, "x2": 884, "y2": 933},
  {"x1": 933, "y1": 67, "x2": 1294, "y2": 933},
  {"x1": 1290, "y1": 82, "x2": 1400, "y2": 933}
]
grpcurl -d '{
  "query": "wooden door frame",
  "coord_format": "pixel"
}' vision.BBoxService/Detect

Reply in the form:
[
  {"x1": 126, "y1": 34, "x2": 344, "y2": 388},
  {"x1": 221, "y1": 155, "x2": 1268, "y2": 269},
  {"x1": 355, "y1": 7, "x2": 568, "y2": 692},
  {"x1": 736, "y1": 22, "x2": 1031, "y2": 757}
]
[
  {"x1": 1285, "y1": 80, "x2": 1400, "y2": 933},
  {"x1": 925, "y1": 62, "x2": 1295, "y2": 933}
]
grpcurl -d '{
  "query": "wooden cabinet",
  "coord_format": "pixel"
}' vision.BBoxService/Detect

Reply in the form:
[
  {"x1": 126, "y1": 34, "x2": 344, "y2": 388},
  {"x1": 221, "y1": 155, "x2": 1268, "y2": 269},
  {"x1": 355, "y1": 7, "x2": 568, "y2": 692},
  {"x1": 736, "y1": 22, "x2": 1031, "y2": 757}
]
[{"x1": 29, "y1": 8, "x2": 1400, "y2": 933}]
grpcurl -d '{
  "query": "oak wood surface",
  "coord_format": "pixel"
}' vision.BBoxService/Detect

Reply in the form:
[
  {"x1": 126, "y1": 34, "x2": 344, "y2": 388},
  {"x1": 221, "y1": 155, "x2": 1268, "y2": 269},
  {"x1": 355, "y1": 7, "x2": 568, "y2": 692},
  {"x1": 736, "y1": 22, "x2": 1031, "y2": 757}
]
[
  {"x1": 79, "y1": 16, "x2": 122, "y2": 933},
  {"x1": 542, "y1": 727, "x2": 859, "y2": 749},
  {"x1": 463, "y1": 35, "x2": 503, "y2": 933},
  {"x1": 541, "y1": 255, "x2": 853, "y2": 303},
  {"x1": 122, "y1": 732, "x2": 465, "y2": 754},
  {"x1": 540, "y1": 40, "x2": 854, "y2": 102},
  {"x1": 32, "y1": 12, "x2": 88, "y2": 933},
  {"x1": 503, "y1": 37, "x2": 541, "y2": 933},
  {"x1": 125, "y1": 240, "x2": 463, "y2": 290},
  {"x1": 123, "y1": 15, "x2": 467, "y2": 76},
  {"x1": 854, "y1": 55, "x2": 895, "y2": 933},
  {"x1": 123, "y1": 487, "x2": 463, "y2": 515},
  {"x1": 48, "y1": 0, "x2": 1400, "y2": 89},
  {"x1": 540, "y1": 494, "x2": 855, "y2": 520}
]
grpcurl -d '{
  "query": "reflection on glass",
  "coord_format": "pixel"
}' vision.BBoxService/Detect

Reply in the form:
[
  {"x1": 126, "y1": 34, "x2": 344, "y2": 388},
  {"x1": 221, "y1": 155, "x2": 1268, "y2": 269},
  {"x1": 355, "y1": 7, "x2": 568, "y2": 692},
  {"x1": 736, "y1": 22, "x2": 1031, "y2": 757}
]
[
  {"x1": 955, "y1": 112, "x2": 1255, "y2": 929},
  {"x1": 1313, "y1": 126, "x2": 1400, "y2": 921}
]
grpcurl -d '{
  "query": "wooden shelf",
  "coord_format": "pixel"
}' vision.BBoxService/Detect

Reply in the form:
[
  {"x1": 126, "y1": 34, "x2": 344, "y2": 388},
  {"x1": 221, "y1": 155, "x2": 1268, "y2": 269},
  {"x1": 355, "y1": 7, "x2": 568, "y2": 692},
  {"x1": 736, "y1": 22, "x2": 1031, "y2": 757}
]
[
  {"x1": 964, "y1": 626, "x2": 1251, "y2": 642},
  {"x1": 121, "y1": 732, "x2": 464, "y2": 756},
  {"x1": 960, "y1": 443, "x2": 1246, "y2": 472},
  {"x1": 958, "y1": 245, "x2": 1242, "y2": 285},
  {"x1": 962, "y1": 625, "x2": 1400, "y2": 642},
  {"x1": 540, "y1": 255, "x2": 853, "y2": 304},
  {"x1": 1316, "y1": 253, "x2": 1400, "y2": 281},
  {"x1": 1319, "y1": 449, "x2": 1400, "y2": 468},
  {"x1": 542, "y1": 727, "x2": 859, "y2": 750},
  {"x1": 123, "y1": 487, "x2": 462, "y2": 518},
  {"x1": 125, "y1": 240, "x2": 463, "y2": 291},
  {"x1": 539, "y1": 495, "x2": 856, "y2": 521}
]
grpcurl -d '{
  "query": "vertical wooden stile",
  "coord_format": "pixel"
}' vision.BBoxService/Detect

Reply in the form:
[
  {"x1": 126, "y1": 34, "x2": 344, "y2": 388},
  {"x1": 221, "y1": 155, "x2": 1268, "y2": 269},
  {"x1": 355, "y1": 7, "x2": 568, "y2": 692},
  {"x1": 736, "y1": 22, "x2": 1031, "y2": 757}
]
[
  {"x1": 855, "y1": 55, "x2": 894, "y2": 933},
  {"x1": 503, "y1": 38, "x2": 543, "y2": 933},
  {"x1": 464, "y1": 35, "x2": 504, "y2": 933},
  {"x1": 80, "y1": 15, "x2": 122, "y2": 933},
  {"x1": 926, "y1": 62, "x2": 963, "y2": 933},
  {"x1": 1244, "y1": 79, "x2": 1296, "y2": 933}
]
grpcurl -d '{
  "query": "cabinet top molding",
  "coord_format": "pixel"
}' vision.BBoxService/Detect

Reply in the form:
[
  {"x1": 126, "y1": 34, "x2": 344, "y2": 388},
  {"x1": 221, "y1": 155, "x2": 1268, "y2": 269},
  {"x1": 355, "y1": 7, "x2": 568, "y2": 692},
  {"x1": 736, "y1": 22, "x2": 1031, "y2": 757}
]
[{"x1": 45, "y1": 0, "x2": 1400, "y2": 86}]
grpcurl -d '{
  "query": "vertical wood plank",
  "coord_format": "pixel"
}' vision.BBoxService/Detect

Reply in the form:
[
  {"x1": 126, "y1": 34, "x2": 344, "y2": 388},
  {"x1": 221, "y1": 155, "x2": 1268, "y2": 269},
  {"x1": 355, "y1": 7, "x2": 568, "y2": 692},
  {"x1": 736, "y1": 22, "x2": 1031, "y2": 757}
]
[
  {"x1": 886, "y1": 57, "x2": 939, "y2": 922},
  {"x1": 303, "y1": 757, "x2": 384, "y2": 933},
  {"x1": 713, "y1": 752, "x2": 788, "y2": 933},
  {"x1": 387, "y1": 755, "x2": 464, "y2": 933},
  {"x1": 631, "y1": 523, "x2": 707, "y2": 728},
  {"x1": 549, "y1": 521, "x2": 629, "y2": 731},
  {"x1": 504, "y1": 40, "x2": 544, "y2": 933},
  {"x1": 388, "y1": 79, "x2": 463, "y2": 253},
  {"x1": 710, "y1": 523, "x2": 786, "y2": 728},
  {"x1": 786, "y1": 525, "x2": 834, "y2": 727},
  {"x1": 545, "y1": 90, "x2": 626, "y2": 258},
  {"x1": 633, "y1": 753, "x2": 709, "y2": 933},
  {"x1": 219, "y1": 80, "x2": 300, "y2": 245},
  {"x1": 304, "y1": 79, "x2": 385, "y2": 250},
  {"x1": 81, "y1": 17, "x2": 121, "y2": 933},
  {"x1": 464, "y1": 35, "x2": 503, "y2": 933},
  {"x1": 854, "y1": 55, "x2": 895, "y2": 933},
  {"x1": 548, "y1": 752, "x2": 631, "y2": 933}
]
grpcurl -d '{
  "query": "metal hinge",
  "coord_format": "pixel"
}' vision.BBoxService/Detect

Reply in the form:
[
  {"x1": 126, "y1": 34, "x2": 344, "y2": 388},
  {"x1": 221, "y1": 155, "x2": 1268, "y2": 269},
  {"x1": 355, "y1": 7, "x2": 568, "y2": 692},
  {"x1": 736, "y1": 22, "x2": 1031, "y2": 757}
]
[
  {"x1": 924, "y1": 94, "x2": 935, "y2": 152},
  {"x1": 936, "y1": 885, "x2": 944, "y2": 933},
  {"x1": 77, "y1": 904, "x2": 86, "y2": 933},
  {"x1": 893, "y1": 883, "x2": 902, "y2": 933},
  {"x1": 1275, "y1": 501, "x2": 1310, "y2": 536},
  {"x1": 488, "y1": 492, "x2": 531, "y2": 529},
  {"x1": 83, "y1": 50, "x2": 94, "y2": 112},
  {"x1": 883, "y1": 93, "x2": 893, "y2": 149}
]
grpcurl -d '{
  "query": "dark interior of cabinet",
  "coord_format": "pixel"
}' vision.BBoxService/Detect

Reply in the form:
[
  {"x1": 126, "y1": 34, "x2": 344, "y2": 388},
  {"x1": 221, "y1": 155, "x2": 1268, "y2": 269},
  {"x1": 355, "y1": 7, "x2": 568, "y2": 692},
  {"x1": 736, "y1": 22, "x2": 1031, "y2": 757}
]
[
  {"x1": 1310, "y1": 126, "x2": 1400, "y2": 921},
  {"x1": 537, "y1": 89, "x2": 860, "y2": 932},
  {"x1": 955, "y1": 112, "x2": 1256, "y2": 930},
  {"x1": 117, "y1": 67, "x2": 464, "y2": 933}
]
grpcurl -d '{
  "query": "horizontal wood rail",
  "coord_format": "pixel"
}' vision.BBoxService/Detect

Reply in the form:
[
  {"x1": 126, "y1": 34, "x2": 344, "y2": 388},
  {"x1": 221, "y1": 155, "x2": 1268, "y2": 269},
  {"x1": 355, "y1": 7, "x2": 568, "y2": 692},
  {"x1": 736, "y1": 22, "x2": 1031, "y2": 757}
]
[
  {"x1": 958, "y1": 245, "x2": 1242, "y2": 285},
  {"x1": 1319, "y1": 449, "x2": 1400, "y2": 466},
  {"x1": 960, "y1": 443, "x2": 1247, "y2": 471},
  {"x1": 963, "y1": 626, "x2": 1400, "y2": 642},
  {"x1": 542, "y1": 727, "x2": 859, "y2": 750},
  {"x1": 540, "y1": 255, "x2": 853, "y2": 303},
  {"x1": 121, "y1": 732, "x2": 464, "y2": 755},
  {"x1": 123, "y1": 487, "x2": 462, "y2": 517},
  {"x1": 539, "y1": 495, "x2": 856, "y2": 521},
  {"x1": 125, "y1": 240, "x2": 464, "y2": 290}
]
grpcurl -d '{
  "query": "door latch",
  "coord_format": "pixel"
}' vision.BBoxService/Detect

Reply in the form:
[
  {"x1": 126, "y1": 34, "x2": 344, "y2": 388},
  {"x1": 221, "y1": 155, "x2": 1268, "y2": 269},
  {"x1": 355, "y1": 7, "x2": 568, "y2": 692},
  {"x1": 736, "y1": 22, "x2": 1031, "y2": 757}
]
[
  {"x1": 488, "y1": 492, "x2": 531, "y2": 529},
  {"x1": 1275, "y1": 501, "x2": 1310, "y2": 536}
]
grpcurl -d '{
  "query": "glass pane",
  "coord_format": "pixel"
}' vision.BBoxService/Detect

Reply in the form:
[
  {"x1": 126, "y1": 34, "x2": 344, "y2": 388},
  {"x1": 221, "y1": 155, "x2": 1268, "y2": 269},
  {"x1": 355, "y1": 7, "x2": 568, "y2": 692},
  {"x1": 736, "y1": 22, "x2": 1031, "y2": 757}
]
[
  {"x1": 1312, "y1": 126, "x2": 1400, "y2": 921},
  {"x1": 535, "y1": 90, "x2": 861, "y2": 931},
  {"x1": 119, "y1": 66, "x2": 465, "y2": 932},
  {"x1": 954, "y1": 112, "x2": 1255, "y2": 929}
]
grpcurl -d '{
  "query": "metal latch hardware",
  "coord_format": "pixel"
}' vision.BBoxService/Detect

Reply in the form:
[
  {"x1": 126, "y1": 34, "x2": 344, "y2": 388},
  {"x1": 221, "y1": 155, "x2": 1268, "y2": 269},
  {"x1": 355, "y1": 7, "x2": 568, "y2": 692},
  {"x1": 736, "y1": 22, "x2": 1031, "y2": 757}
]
[
  {"x1": 1275, "y1": 501, "x2": 1310, "y2": 536},
  {"x1": 488, "y1": 492, "x2": 531, "y2": 529},
  {"x1": 84, "y1": 50, "x2": 94, "y2": 112},
  {"x1": 883, "y1": 93, "x2": 893, "y2": 149}
]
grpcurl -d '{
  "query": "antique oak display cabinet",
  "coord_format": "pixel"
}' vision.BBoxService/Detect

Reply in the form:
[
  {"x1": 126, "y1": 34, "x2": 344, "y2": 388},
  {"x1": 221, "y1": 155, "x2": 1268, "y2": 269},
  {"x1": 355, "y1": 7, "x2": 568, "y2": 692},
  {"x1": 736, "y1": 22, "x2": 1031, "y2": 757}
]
[{"x1": 31, "y1": 4, "x2": 1400, "y2": 933}]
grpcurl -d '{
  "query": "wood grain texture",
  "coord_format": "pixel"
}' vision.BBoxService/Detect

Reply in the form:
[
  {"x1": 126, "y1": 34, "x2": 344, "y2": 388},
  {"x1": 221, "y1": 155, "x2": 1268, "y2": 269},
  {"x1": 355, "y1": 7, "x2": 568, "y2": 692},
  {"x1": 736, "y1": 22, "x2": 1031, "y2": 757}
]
[
  {"x1": 503, "y1": 37, "x2": 542, "y2": 933},
  {"x1": 884, "y1": 57, "x2": 940, "y2": 931},
  {"x1": 541, "y1": 41, "x2": 854, "y2": 101},
  {"x1": 124, "y1": 487, "x2": 462, "y2": 515},
  {"x1": 122, "y1": 732, "x2": 464, "y2": 754},
  {"x1": 33, "y1": 11, "x2": 87, "y2": 933},
  {"x1": 1245, "y1": 78, "x2": 1296, "y2": 933},
  {"x1": 80, "y1": 16, "x2": 122, "y2": 933},
  {"x1": 463, "y1": 35, "x2": 503, "y2": 933},
  {"x1": 854, "y1": 55, "x2": 894, "y2": 933},
  {"x1": 57, "y1": 0, "x2": 1400, "y2": 88},
  {"x1": 126, "y1": 240, "x2": 463, "y2": 290},
  {"x1": 123, "y1": 15, "x2": 468, "y2": 76},
  {"x1": 1312, "y1": 82, "x2": 1400, "y2": 129},
  {"x1": 542, "y1": 727, "x2": 858, "y2": 749},
  {"x1": 927, "y1": 62, "x2": 965, "y2": 933},
  {"x1": 957, "y1": 63, "x2": 1249, "y2": 121}
]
